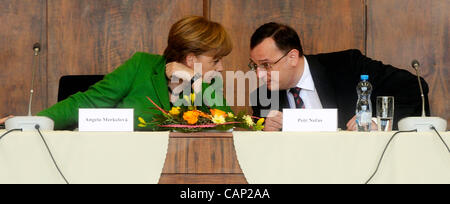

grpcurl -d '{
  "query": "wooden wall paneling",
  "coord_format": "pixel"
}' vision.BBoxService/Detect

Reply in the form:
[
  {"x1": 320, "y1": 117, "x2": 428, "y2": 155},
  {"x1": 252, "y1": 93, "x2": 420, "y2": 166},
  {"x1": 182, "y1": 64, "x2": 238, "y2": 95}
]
[
  {"x1": 0, "y1": 0, "x2": 47, "y2": 116},
  {"x1": 46, "y1": 0, "x2": 204, "y2": 107},
  {"x1": 210, "y1": 0, "x2": 366, "y2": 114},
  {"x1": 366, "y1": 0, "x2": 449, "y2": 125}
]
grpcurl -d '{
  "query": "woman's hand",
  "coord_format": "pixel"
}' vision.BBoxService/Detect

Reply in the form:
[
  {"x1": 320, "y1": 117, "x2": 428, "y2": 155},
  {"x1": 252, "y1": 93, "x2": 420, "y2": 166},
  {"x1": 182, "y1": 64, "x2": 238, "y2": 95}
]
[
  {"x1": 166, "y1": 62, "x2": 194, "y2": 82},
  {"x1": 166, "y1": 62, "x2": 204, "y2": 95}
]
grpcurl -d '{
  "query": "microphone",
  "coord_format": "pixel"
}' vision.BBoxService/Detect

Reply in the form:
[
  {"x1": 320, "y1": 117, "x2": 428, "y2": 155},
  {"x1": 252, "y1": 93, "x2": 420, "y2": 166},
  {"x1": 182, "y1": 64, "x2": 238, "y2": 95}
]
[
  {"x1": 398, "y1": 60, "x2": 446, "y2": 132},
  {"x1": 5, "y1": 43, "x2": 54, "y2": 131},
  {"x1": 411, "y1": 60, "x2": 420, "y2": 69},
  {"x1": 33, "y1": 43, "x2": 41, "y2": 56}
]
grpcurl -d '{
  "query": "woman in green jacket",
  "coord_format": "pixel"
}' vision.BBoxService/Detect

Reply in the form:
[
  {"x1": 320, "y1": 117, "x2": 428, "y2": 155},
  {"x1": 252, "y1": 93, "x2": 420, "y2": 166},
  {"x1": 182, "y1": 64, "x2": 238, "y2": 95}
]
[{"x1": 1, "y1": 16, "x2": 233, "y2": 130}]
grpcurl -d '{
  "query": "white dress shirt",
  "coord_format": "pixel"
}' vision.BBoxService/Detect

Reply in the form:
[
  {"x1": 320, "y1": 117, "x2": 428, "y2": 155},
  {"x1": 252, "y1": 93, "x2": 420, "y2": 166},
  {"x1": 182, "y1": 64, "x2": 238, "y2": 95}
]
[{"x1": 287, "y1": 58, "x2": 323, "y2": 109}]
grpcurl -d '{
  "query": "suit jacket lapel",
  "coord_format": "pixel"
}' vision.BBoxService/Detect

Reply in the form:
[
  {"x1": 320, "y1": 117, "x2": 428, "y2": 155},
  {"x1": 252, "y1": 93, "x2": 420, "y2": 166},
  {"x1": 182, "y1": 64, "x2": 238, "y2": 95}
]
[
  {"x1": 305, "y1": 55, "x2": 337, "y2": 109},
  {"x1": 278, "y1": 90, "x2": 290, "y2": 111}
]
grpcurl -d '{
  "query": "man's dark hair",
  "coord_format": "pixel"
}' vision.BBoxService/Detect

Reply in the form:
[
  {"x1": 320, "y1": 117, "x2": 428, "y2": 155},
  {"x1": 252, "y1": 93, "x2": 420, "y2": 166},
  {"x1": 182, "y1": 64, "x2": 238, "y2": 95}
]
[{"x1": 250, "y1": 22, "x2": 303, "y2": 56}]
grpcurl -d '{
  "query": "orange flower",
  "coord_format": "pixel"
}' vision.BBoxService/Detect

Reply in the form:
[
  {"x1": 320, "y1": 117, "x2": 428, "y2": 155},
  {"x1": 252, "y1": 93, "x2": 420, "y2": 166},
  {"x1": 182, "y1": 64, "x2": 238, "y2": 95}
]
[
  {"x1": 198, "y1": 111, "x2": 211, "y2": 119},
  {"x1": 183, "y1": 111, "x2": 200, "y2": 125},
  {"x1": 210, "y1": 109, "x2": 227, "y2": 118}
]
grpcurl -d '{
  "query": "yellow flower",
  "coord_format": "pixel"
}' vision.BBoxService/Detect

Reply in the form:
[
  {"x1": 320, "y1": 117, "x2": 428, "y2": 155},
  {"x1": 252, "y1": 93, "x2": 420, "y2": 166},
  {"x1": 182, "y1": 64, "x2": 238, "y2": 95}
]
[
  {"x1": 138, "y1": 117, "x2": 146, "y2": 124},
  {"x1": 243, "y1": 115, "x2": 255, "y2": 127},
  {"x1": 212, "y1": 115, "x2": 226, "y2": 124},
  {"x1": 190, "y1": 93, "x2": 196, "y2": 105},
  {"x1": 138, "y1": 117, "x2": 148, "y2": 128},
  {"x1": 257, "y1": 118, "x2": 265, "y2": 126},
  {"x1": 227, "y1": 112, "x2": 235, "y2": 119},
  {"x1": 169, "y1": 107, "x2": 181, "y2": 116},
  {"x1": 183, "y1": 93, "x2": 196, "y2": 106},
  {"x1": 183, "y1": 111, "x2": 200, "y2": 125},
  {"x1": 255, "y1": 118, "x2": 265, "y2": 131},
  {"x1": 184, "y1": 95, "x2": 191, "y2": 106}
]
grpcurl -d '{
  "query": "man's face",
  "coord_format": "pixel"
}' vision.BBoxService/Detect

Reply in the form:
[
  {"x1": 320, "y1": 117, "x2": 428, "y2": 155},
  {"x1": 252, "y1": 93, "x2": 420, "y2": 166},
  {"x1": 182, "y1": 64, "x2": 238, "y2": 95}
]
[{"x1": 250, "y1": 38, "x2": 292, "y2": 91}]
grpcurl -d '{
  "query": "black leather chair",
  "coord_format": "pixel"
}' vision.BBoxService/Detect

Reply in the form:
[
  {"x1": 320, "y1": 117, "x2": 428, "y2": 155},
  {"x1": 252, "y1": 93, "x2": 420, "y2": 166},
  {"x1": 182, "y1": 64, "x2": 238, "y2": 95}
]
[{"x1": 57, "y1": 75, "x2": 104, "y2": 102}]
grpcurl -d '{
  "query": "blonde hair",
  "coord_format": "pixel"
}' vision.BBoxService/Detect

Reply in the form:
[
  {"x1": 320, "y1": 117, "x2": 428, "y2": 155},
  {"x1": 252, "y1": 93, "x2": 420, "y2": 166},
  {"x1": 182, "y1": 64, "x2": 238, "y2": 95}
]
[{"x1": 164, "y1": 16, "x2": 232, "y2": 63}]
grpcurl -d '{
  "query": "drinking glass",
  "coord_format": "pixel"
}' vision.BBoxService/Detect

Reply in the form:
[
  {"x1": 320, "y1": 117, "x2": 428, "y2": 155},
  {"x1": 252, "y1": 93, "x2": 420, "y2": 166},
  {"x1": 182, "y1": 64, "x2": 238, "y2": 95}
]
[{"x1": 376, "y1": 96, "x2": 394, "y2": 131}]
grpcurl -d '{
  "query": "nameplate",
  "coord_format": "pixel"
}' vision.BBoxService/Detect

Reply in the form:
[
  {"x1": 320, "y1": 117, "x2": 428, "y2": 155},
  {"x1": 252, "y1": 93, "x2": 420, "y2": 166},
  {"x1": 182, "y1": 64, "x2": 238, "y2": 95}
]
[
  {"x1": 282, "y1": 109, "x2": 338, "y2": 132},
  {"x1": 79, "y1": 109, "x2": 134, "y2": 132}
]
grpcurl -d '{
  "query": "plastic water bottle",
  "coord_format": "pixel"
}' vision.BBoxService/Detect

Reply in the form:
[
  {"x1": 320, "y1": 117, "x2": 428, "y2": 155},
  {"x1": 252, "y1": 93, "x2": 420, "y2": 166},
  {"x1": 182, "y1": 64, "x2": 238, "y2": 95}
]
[{"x1": 356, "y1": 75, "x2": 373, "y2": 132}]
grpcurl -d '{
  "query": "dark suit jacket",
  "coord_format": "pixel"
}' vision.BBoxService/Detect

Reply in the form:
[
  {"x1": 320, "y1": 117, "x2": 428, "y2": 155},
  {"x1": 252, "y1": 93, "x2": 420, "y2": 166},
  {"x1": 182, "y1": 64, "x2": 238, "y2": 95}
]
[{"x1": 251, "y1": 49, "x2": 430, "y2": 130}]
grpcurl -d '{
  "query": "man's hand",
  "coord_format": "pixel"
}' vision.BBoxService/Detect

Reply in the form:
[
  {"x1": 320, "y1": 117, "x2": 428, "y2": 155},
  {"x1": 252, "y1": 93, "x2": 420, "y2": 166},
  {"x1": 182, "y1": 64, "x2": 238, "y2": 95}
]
[
  {"x1": 346, "y1": 115, "x2": 377, "y2": 131},
  {"x1": 264, "y1": 111, "x2": 283, "y2": 132},
  {"x1": 0, "y1": 115, "x2": 13, "y2": 125}
]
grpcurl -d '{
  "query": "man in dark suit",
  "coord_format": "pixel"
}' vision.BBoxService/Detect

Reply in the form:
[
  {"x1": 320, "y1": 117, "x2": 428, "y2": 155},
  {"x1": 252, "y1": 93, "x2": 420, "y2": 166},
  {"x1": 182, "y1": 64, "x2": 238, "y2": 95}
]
[{"x1": 249, "y1": 22, "x2": 429, "y2": 131}]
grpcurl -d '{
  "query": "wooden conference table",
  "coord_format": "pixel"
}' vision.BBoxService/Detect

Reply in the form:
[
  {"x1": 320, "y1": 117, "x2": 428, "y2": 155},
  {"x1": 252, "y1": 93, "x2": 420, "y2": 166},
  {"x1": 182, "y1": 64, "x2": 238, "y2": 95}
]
[{"x1": 0, "y1": 130, "x2": 449, "y2": 184}]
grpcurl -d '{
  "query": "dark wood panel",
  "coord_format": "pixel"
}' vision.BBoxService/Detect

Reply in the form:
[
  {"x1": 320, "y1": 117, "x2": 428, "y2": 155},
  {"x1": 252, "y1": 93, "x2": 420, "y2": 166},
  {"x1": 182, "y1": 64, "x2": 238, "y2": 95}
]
[
  {"x1": 210, "y1": 0, "x2": 366, "y2": 113},
  {"x1": 0, "y1": 0, "x2": 47, "y2": 116},
  {"x1": 46, "y1": 0, "x2": 203, "y2": 107},
  {"x1": 162, "y1": 137, "x2": 243, "y2": 174},
  {"x1": 159, "y1": 174, "x2": 247, "y2": 184},
  {"x1": 366, "y1": 0, "x2": 449, "y2": 125},
  {"x1": 170, "y1": 132, "x2": 233, "y2": 138}
]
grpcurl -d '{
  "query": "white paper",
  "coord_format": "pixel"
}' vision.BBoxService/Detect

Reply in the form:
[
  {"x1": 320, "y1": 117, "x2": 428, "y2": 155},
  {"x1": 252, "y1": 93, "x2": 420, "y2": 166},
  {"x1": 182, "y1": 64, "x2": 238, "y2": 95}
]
[
  {"x1": 79, "y1": 109, "x2": 134, "y2": 132},
  {"x1": 282, "y1": 109, "x2": 338, "y2": 132}
]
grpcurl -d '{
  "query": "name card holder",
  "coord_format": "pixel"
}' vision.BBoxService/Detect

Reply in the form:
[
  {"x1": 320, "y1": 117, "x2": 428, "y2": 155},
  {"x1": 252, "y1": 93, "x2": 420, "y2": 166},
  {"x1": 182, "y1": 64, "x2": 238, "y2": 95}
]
[
  {"x1": 282, "y1": 109, "x2": 338, "y2": 132},
  {"x1": 79, "y1": 109, "x2": 134, "y2": 132}
]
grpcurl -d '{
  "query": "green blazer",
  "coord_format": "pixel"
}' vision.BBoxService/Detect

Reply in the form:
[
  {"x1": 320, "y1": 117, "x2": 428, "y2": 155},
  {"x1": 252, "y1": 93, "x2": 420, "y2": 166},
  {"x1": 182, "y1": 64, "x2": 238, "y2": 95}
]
[{"x1": 38, "y1": 52, "x2": 232, "y2": 130}]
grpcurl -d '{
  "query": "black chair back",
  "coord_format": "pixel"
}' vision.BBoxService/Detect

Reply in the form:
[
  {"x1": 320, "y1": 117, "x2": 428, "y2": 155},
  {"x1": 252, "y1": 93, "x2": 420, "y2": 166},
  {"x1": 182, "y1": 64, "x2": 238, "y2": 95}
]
[{"x1": 58, "y1": 75, "x2": 104, "y2": 102}]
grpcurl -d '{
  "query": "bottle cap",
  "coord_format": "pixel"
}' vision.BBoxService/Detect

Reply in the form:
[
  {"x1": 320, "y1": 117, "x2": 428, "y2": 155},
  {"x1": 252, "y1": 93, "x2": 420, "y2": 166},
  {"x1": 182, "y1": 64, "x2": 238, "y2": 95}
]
[{"x1": 361, "y1": 75, "x2": 369, "y2": 81}]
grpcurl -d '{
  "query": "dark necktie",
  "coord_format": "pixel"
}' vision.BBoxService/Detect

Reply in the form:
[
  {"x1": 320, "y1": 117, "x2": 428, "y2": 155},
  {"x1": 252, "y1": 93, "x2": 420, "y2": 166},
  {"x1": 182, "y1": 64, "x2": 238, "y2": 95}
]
[{"x1": 289, "y1": 87, "x2": 305, "y2": 109}]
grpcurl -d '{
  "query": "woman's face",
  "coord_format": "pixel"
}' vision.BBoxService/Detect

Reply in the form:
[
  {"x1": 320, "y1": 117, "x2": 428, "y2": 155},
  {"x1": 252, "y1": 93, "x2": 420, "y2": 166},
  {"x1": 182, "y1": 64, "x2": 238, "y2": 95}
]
[{"x1": 186, "y1": 54, "x2": 225, "y2": 75}]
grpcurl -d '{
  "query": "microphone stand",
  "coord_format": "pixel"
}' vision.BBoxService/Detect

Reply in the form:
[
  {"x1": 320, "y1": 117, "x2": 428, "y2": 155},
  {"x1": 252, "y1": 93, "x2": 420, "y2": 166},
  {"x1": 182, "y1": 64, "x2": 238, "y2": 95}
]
[
  {"x1": 398, "y1": 60, "x2": 446, "y2": 132},
  {"x1": 28, "y1": 44, "x2": 40, "y2": 116},
  {"x1": 5, "y1": 43, "x2": 54, "y2": 131},
  {"x1": 412, "y1": 60, "x2": 426, "y2": 117}
]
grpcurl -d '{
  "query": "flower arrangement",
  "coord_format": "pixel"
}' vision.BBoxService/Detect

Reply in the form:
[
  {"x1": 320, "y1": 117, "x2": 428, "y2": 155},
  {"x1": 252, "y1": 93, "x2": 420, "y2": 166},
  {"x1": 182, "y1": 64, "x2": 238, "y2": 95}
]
[{"x1": 138, "y1": 94, "x2": 265, "y2": 132}]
